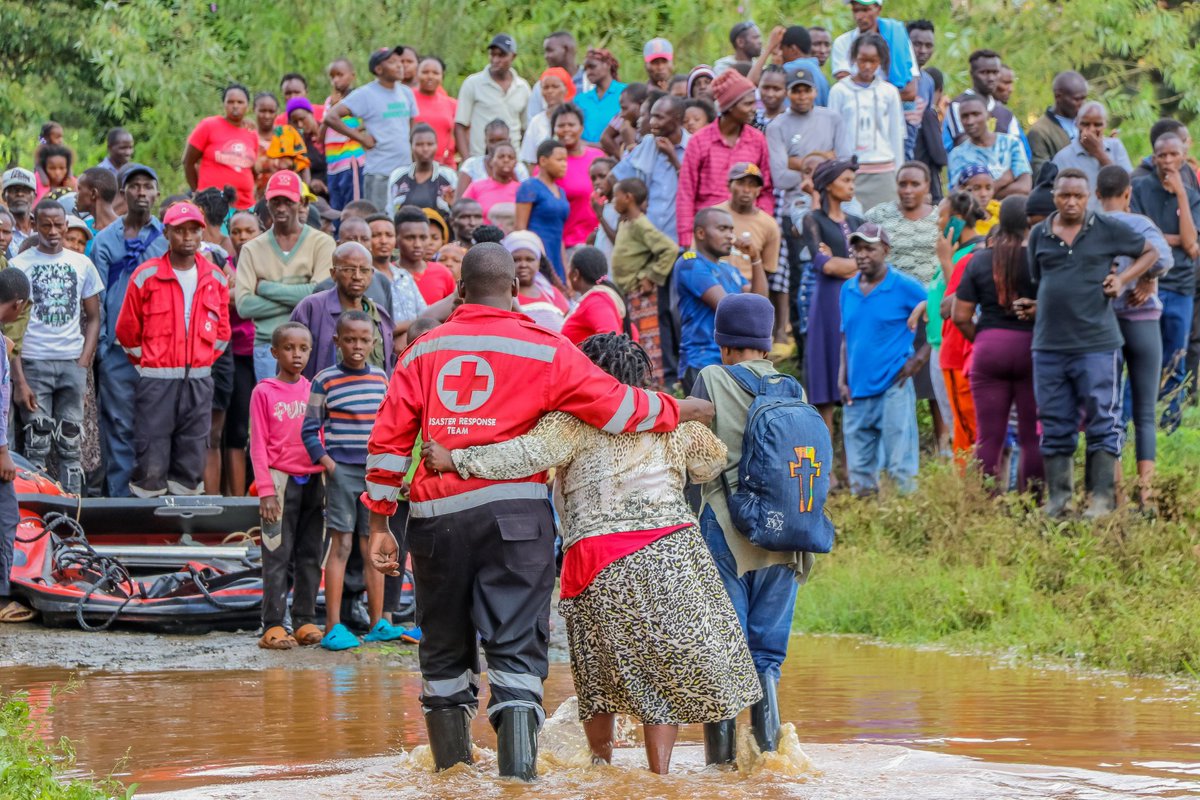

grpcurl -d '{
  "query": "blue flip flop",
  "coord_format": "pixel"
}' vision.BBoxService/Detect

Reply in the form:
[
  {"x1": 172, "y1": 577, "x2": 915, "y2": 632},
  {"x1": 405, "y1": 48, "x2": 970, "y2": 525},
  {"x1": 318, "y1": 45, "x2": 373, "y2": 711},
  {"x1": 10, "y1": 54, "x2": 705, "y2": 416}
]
[
  {"x1": 363, "y1": 619, "x2": 408, "y2": 642},
  {"x1": 320, "y1": 623, "x2": 361, "y2": 651}
]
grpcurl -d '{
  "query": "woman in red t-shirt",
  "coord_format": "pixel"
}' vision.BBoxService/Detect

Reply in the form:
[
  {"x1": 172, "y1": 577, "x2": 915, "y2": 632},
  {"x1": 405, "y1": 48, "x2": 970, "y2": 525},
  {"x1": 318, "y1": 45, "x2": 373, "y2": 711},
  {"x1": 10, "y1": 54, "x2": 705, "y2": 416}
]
[
  {"x1": 414, "y1": 57, "x2": 458, "y2": 168},
  {"x1": 184, "y1": 83, "x2": 260, "y2": 210},
  {"x1": 561, "y1": 246, "x2": 637, "y2": 345}
]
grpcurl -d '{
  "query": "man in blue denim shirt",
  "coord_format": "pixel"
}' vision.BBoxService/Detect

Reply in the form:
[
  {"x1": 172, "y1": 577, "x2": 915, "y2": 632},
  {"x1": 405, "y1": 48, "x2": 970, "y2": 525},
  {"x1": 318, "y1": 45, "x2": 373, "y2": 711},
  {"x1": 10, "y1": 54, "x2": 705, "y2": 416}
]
[{"x1": 86, "y1": 164, "x2": 166, "y2": 497}]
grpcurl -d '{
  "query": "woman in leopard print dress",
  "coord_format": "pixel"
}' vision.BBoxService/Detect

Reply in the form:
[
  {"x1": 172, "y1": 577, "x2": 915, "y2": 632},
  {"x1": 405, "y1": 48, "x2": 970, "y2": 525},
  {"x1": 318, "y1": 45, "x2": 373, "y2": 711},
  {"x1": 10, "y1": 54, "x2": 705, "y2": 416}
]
[{"x1": 424, "y1": 333, "x2": 760, "y2": 775}]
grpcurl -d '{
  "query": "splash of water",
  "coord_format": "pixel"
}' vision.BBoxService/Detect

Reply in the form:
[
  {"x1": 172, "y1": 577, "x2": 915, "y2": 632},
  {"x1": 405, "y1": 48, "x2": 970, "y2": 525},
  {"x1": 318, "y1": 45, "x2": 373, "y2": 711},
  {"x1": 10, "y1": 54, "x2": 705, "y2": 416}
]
[{"x1": 735, "y1": 723, "x2": 819, "y2": 778}]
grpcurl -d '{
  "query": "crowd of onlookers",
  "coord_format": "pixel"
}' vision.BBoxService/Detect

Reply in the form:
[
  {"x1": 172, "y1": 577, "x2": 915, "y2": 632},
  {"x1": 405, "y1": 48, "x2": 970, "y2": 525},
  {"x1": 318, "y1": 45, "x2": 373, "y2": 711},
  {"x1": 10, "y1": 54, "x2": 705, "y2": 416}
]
[{"x1": 0, "y1": 1, "x2": 1197, "y2": 630}]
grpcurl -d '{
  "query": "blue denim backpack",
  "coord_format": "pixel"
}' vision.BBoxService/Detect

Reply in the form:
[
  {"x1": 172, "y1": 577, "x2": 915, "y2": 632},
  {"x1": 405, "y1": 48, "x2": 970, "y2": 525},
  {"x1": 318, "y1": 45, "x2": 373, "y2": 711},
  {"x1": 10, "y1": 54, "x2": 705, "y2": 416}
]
[{"x1": 720, "y1": 365, "x2": 836, "y2": 553}]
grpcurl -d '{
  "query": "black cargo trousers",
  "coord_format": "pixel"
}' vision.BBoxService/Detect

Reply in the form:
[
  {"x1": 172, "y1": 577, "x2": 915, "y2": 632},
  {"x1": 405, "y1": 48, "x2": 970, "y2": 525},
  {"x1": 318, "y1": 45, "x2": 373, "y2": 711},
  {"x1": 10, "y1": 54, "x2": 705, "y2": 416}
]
[{"x1": 406, "y1": 497, "x2": 555, "y2": 727}]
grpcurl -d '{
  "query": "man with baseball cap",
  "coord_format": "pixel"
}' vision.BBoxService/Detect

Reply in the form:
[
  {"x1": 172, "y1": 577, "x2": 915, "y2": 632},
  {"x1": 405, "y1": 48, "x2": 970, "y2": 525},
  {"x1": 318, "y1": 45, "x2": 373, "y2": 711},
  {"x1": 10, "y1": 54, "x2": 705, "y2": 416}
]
[
  {"x1": 830, "y1": 0, "x2": 919, "y2": 100},
  {"x1": 1, "y1": 169, "x2": 37, "y2": 257},
  {"x1": 839, "y1": 221, "x2": 930, "y2": 496},
  {"x1": 234, "y1": 170, "x2": 335, "y2": 382},
  {"x1": 325, "y1": 46, "x2": 419, "y2": 212},
  {"x1": 116, "y1": 201, "x2": 230, "y2": 496},
  {"x1": 714, "y1": 163, "x2": 779, "y2": 281},
  {"x1": 715, "y1": 21, "x2": 762, "y2": 76},
  {"x1": 91, "y1": 162, "x2": 166, "y2": 496},
  {"x1": 455, "y1": 33, "x2": 531, "y2": 159},
  {"x1": 643, "y1": 38, "x2": 674, "y2": 91}
]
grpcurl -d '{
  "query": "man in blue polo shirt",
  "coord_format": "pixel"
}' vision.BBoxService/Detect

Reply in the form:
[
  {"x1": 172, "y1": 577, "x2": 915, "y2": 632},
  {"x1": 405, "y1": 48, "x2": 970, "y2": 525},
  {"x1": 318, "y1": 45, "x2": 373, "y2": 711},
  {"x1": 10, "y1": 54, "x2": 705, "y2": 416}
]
[
  {"x1": 838, "y1": 223, "x2": 928, "y2": 496},
  {"x1": 674, "y1": 207, "x2": 767, "y2": 392}
]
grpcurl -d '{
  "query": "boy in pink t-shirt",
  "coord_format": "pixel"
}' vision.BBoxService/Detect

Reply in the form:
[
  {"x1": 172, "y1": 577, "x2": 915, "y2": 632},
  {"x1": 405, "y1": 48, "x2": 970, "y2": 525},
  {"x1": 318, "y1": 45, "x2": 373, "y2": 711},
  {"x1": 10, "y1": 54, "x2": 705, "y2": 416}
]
[{"x1": 249, "y1": 322, "x2": 325, "y2": 650}]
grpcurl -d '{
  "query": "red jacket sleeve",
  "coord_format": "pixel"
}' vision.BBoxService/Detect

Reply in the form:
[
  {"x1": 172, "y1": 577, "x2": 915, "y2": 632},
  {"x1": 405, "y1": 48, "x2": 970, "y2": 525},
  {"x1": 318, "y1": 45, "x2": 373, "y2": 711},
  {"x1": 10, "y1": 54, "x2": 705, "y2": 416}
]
[
  {"x1": 677, "y1": 136, "x2": 703, "y2": 247},
  {"x1": 362, "y1": 356, "x2": 422, "y2": 516},
  {"x1": 114, "y1": 268, "x2": 145, "y2": 368},
  {"x1": 213, "y1": 279, "x2": 232, "y2": 359},
  {"x1": 547, "y1": 341, "x2": 680, "y2": 434}
]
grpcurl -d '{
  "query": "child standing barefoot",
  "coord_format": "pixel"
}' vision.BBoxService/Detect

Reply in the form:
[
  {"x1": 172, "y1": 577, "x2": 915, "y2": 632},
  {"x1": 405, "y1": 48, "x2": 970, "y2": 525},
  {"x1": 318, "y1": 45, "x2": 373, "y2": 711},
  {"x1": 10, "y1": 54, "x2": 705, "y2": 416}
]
[{"x1": 249, "y1": 322, "x2": 325, "y2": 649}]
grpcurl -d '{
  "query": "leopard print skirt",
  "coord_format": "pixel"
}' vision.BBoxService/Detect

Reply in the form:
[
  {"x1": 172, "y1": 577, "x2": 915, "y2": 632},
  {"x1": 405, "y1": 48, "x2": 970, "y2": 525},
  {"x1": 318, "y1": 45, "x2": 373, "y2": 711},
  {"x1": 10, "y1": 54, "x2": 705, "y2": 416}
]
[{"x1": 560, "y1": 526, "x2": 762, "y2": 725}]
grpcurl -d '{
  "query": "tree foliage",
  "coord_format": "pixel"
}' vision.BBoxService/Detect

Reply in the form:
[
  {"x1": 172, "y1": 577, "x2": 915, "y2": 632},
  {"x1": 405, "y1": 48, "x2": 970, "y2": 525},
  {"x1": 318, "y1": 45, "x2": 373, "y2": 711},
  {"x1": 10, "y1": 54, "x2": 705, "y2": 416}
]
[{"x1": 3, "y1": 0, "x2": 1199, "y2": 189}]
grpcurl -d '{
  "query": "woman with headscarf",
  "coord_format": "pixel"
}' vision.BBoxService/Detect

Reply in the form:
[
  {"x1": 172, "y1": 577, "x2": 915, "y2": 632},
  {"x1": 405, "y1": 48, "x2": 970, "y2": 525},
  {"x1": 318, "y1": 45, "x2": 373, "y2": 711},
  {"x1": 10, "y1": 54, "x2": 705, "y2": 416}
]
[
  {"x1": 287, "y1": 97, "x2": 327, "y2": 192},
  {"x1": 521, "y1": 68, "x2": 577, "y2": 168},
  {"x1": 576, "y1": 49, "x2": 627, "y2": 145},
  {"x1": 503, "y1": 230, "x2": 570, "y2": 331},
  {"x1": 803, "y1": 157, "x2": 862, "y2": 443}
]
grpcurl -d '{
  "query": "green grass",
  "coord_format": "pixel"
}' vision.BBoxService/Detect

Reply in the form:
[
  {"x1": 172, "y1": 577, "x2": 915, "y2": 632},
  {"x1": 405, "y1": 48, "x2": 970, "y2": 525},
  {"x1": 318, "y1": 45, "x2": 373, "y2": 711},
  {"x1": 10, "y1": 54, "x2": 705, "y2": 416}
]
[
  {"x1": 0, "y1": 689, "x2": 133, "y2": 800},
  {"x1": 795, "y1": 409, "x2": 1200, "y2": 677}
]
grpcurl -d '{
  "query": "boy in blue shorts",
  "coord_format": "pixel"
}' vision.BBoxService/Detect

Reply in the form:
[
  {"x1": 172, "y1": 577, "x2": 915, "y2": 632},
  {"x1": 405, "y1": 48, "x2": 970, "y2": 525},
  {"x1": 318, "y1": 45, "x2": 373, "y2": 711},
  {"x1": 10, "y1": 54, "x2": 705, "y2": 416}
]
[
  {"x1": 673, "y1": 206, "x2": 767, "y2": 393},
  {"x1": 838, "y1": 223, "x2": 930, "y2": 495},
  {"x1": 301, "y1": 310, "x2": 411, "y2": 650}
]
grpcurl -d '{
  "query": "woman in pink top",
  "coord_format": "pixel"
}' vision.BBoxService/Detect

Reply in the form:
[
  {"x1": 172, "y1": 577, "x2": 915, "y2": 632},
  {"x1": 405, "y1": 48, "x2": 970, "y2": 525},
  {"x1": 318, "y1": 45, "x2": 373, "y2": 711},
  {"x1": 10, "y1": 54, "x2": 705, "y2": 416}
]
[
  {"x1": 551, "y1": 103, "x2": 605, "y2": 252},
  {"x1": 461, "y1": 141, "x2": 521, "y2": 222}
]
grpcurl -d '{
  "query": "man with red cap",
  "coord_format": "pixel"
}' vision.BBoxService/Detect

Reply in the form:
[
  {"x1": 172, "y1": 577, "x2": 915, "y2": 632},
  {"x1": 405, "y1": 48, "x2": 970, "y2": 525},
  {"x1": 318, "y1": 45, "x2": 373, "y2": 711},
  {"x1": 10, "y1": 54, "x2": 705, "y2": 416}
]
[
  {"x1": 116, "y1": 202, "x2": 231, "y2": 496},
  {"x1": 676, "y1": 69, "x2": 773, "y2": 247},
  {"x1": 234, "y1": 169, "x2": 335, "y2": 382},
  {"x1": 643, "y1": 38, "x2": 674, "y2": 92}
]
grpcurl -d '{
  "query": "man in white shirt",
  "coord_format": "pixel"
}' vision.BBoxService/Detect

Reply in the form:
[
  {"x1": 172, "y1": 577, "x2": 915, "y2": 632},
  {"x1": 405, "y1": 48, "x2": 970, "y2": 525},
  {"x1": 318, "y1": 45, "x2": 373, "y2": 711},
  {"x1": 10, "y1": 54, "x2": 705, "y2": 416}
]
[
  {"x1": 454, "y1": 34, "x2": 532, "y2": 158},
  {"x1": 10, "y1": 199, "x2": 103, "y2": 496}
]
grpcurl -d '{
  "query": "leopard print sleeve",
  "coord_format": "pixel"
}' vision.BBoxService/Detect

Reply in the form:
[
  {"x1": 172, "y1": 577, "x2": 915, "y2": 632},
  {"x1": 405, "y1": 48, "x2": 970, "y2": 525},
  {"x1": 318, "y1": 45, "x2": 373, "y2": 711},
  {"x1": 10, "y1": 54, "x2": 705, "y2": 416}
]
[
  {"x1": 451, "y1": 412, "x2": 583, "y2": 480},
  {"x1": 672, "y1": 420, "x2": 729, "y2": 485}
]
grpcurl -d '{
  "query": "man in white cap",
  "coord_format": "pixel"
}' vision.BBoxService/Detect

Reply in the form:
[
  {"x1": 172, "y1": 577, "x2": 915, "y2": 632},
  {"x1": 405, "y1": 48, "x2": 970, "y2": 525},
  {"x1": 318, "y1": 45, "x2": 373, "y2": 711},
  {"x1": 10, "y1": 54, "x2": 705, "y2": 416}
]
[
  {"x1": 455, "y1": 34, "x2": 531, "y2": 158},
  {"x1": 643, "y1": 38, "x2": 674, "y2": 92},
  {"x1": 830, "y1": 0, "x2": 919, "y2": 101},
  {"x1": 1, "y1": 169, "x2": 37, "y2": 258}
]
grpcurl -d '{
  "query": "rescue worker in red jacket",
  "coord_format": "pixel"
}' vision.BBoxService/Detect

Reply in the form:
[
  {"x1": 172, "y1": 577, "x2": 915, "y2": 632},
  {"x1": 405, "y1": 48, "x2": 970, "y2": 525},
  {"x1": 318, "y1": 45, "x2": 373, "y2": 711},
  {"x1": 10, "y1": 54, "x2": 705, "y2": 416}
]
[
  {"x1": 115, "y1": 201, "x2": 231, "y2": 497},
  {"x1": 363, "y1": 242, "x2": 713, "y2": 780}
]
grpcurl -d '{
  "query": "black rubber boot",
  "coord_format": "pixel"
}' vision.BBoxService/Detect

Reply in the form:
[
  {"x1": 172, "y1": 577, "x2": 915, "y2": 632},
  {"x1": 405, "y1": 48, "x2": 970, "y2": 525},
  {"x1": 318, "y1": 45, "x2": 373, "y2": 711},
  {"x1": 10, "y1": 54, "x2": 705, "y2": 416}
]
[
  {"x1": 1083, "y1": 451, "x2": 1118, "y2": 519},
  {"x1": 1042, "y1": 455, "x2": 1075, "y2": 518},
  {"x1": 703, "y1": 719, "x2": 737, "y2": 765},
  {"x1": 750, "y1": 673, "x2": 781, "y2": 753},
  {"x1": 496, "y1": 706, "x2": 539, "y2": 781},
  {"x1": 426, "y1": 707, "x2": 472, "y2": 772}
]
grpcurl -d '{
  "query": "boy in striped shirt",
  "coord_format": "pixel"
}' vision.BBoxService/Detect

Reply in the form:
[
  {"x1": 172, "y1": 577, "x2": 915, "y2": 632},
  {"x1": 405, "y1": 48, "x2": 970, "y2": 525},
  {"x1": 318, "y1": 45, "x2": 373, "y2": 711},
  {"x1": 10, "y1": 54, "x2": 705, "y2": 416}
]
[{"x1": 301, "y1": 310, "x2": 403, "y2": 650}]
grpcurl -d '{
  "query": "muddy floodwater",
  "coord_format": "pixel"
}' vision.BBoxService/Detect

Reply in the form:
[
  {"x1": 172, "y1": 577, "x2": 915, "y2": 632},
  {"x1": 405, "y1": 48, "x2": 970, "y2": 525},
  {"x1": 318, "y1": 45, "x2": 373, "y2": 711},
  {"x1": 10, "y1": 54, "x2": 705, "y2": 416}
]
[{"x1": 2, "y1": 636, "x2": 1199, "y2": 798}]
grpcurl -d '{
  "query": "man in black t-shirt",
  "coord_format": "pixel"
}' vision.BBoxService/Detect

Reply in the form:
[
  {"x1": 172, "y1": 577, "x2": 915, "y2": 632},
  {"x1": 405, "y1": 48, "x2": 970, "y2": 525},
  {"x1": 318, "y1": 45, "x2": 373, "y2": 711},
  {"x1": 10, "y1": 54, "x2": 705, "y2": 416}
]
[{"x1": 1024, "y1": 168, "x2": 1157, "y2": 518}]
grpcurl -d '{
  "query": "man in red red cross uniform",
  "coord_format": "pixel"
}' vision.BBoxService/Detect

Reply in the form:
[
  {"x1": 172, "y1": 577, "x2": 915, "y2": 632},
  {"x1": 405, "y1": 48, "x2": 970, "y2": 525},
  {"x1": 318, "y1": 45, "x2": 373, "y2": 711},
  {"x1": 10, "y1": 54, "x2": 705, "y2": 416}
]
[{"x1": 363, "y1": 243, "x2": 712, "y2": 780}]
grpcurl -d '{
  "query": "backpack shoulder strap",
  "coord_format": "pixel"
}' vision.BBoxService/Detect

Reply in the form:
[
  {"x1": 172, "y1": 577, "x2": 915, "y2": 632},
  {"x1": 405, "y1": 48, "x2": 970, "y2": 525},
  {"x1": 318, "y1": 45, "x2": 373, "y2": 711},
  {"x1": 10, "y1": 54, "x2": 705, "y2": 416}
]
[{"x1": 723, "y1": 364, "x2": 760, "y2": 396}]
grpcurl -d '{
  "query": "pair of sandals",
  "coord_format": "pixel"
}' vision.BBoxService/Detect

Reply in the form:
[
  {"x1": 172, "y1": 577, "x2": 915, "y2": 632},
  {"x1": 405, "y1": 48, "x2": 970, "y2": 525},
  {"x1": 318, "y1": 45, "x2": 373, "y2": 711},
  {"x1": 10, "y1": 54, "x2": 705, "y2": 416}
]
[
  {"x1": 0, "y1": 600, "x2": 34, "y2": 624},
  {"x1": 258, "y1": 623, "x2": 323, "y2": 650}
]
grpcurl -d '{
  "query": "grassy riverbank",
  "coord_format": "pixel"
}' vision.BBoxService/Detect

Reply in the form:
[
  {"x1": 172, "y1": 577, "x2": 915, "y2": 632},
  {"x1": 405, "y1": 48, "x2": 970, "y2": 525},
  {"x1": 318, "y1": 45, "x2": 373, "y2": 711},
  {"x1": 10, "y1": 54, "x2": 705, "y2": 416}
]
[
  {"x1": 795, "y1": 411, "x2": 1200, "y2": 677},
  {"x1": 0, "y1": 690, "x2": 132, "y2": 800}
]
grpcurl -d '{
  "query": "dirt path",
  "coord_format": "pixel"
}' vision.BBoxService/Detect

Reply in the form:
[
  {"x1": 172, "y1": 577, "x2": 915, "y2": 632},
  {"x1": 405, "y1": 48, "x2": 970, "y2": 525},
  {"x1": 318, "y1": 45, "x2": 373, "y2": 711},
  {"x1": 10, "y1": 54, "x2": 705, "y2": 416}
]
[{"x1": 0, "y1": 596, "x2": 568, "y2": 672}]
